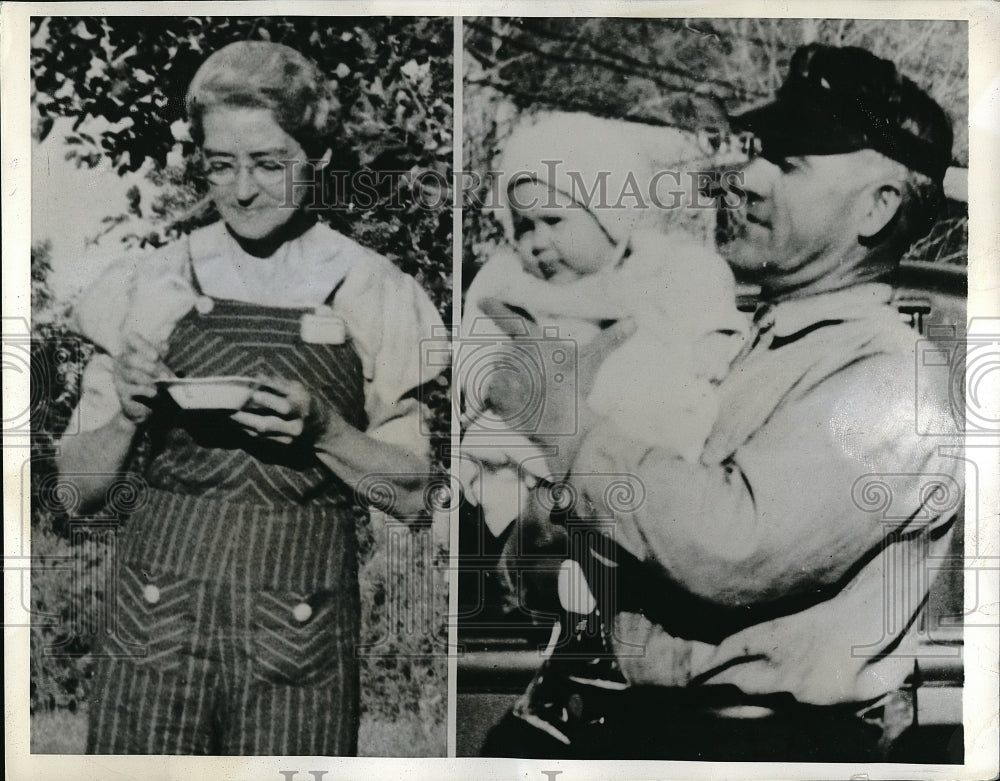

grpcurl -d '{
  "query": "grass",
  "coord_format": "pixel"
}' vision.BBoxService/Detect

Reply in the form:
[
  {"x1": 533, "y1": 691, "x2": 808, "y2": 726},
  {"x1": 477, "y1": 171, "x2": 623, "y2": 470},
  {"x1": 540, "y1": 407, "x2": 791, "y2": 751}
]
[
  {"x1": 358, "y1": 714, "x2": 445, "y2": 757},
  {"x1": 30, "y1": 708, "x2": 445, "y2": 756},
  {"x1": 30, "y1": 709, "x2": 88, "y2": 754}
]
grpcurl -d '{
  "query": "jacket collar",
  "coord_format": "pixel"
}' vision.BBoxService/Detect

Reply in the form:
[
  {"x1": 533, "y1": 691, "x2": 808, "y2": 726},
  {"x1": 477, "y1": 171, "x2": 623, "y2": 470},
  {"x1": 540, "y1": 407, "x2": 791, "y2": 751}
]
[{"x1": 763, "y1": 282, "x2": 894, "y2": 340}]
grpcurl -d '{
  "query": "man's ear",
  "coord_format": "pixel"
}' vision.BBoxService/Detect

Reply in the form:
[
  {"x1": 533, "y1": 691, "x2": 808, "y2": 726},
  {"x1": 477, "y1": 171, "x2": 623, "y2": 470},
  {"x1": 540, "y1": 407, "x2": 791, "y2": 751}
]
[{"x1": 858, "y1": 180, "x2": 903, "y2": 239}]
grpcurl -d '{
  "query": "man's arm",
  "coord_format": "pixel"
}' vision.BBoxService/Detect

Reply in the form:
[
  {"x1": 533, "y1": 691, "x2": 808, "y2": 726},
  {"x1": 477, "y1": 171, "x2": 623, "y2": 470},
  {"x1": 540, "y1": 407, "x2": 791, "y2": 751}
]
[
  {"x1": 483, "y1": 305, "x2": 956, "y2": 610},
  {"x1": 568, "y1": 355, "x2": 957, "y2": 608}
]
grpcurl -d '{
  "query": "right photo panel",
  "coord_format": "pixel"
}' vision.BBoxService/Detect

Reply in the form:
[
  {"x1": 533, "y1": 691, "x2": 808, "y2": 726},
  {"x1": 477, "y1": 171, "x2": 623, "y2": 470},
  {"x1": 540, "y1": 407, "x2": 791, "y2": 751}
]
[{"x1": 456, "y1": 17, "x2": 968, "y2": 761}]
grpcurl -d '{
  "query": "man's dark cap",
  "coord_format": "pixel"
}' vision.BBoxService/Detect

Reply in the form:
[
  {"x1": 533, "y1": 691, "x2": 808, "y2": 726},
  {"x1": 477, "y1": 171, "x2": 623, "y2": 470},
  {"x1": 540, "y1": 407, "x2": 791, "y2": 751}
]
[{"x1": 730, "y1": 44, "x2": 953, "y2": 183}]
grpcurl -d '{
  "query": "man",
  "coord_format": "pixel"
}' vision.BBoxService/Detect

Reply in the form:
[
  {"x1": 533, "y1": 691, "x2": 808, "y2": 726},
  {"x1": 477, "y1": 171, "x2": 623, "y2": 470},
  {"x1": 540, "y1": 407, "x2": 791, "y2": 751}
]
[{"x1": 481, "y1": 44, "x2": 964, "y2": 760}]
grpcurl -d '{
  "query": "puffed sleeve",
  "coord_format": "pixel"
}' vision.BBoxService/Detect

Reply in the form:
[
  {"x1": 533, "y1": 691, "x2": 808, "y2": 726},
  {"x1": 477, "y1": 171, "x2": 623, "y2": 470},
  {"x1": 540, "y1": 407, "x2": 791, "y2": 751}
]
[
  {"x1": 72, "y1": 241, "x2": 193, "y2": 356},
  {"x1": 332, "y1": 253, "x2": 447, "y2": 459},
  {"x1": 63, "y1": 257, "x2": 137, "y2": 433},
  {"x1": 72, "y1": 257, "x2": 140, "y2": 357},
  {"x1": 66, "y1": 241, "x2": 196, "y2": 433}
]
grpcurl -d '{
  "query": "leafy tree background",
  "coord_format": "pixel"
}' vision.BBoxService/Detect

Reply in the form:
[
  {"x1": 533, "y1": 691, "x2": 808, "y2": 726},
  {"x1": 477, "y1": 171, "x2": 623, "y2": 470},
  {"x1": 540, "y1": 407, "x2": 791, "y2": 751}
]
[
  {"x1": 463, "y1": 18, "x2": 969, "y2": 291},
  {"x1": 30, "y1": 16, "x2": 452, "y2": 756}
]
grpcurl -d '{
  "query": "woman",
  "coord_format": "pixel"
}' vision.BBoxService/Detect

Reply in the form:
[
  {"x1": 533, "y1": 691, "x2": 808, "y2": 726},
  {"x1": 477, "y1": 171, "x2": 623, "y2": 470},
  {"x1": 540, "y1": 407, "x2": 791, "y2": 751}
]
[{"x1": 56, "y1": 41, "x2": 446, "y2": 755}]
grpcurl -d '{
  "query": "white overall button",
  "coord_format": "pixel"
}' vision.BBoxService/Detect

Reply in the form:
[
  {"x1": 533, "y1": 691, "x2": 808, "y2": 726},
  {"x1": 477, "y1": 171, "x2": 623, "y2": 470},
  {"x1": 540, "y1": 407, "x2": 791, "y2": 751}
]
[
  {"x1": 292, "y1": 602, "x2": 312, "y2": 622},
  {"x1": 142, "y1": 584, "x2": 161, "y2": 604}
]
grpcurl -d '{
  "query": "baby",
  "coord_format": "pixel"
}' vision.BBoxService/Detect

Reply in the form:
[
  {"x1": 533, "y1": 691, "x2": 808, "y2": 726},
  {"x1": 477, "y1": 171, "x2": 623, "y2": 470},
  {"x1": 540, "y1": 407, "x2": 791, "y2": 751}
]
[
  {"x1": 461, "y1": 117, "x2": 747, "y2": 538},
  {"x1": 476, "y1": 196, "x2": 747, "y2": 461},
  {"x1": 462, "y1": 113, "x2": 749, "y2": 732}
]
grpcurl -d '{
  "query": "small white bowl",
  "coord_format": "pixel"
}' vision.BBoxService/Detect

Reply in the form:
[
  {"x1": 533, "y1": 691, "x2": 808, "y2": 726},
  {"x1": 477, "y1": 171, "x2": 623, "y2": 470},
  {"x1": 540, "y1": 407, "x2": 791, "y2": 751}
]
[{"x1": 158, "y1": 376, "x2": 263, "y2": 411}]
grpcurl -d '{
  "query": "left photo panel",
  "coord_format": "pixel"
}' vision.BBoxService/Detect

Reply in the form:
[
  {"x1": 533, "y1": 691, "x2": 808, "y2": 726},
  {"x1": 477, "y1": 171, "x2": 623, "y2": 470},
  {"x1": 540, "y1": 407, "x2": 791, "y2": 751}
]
[{"x1": 29, "y1": 16, "x2": 453, "y2": 757}]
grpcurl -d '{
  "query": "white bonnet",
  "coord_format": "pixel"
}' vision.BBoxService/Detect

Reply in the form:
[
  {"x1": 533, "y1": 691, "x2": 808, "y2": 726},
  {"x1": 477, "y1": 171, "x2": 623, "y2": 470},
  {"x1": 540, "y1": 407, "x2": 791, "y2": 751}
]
[{"x1": 495, "y1": 111, "x2": 709, "y2": 245}]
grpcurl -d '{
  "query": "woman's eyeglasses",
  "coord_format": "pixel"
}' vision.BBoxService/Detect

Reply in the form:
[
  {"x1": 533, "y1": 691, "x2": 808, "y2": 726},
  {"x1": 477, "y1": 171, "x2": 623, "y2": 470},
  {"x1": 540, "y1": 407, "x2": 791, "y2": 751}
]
[{"x1": 202, "y1": 156, "x2": 290, "y2": 187}]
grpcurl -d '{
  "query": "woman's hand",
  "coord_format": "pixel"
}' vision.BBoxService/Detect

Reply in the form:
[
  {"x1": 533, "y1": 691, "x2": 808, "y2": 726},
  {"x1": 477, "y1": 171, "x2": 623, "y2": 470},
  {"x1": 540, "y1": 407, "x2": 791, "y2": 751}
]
[
  {"x1": 231, "y1": 377, "x2": 351, "y2": 445},
  {"x1": 112, "y1": 332, "x2": 172, "y2": 424}
]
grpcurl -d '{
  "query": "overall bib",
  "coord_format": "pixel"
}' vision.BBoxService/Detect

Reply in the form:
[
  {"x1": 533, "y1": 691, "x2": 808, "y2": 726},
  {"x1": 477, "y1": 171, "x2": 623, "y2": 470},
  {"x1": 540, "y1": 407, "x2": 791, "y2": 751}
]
[{"x1": 87, "y1": 273, "x2": 368, "y2": 756}]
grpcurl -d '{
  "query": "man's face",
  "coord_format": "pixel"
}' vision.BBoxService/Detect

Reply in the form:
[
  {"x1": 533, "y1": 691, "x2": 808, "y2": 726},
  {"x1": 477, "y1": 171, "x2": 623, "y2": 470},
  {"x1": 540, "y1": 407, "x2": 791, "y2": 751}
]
[{"x1": 722, "y1": 151, "x2": 878, "y2": 296}]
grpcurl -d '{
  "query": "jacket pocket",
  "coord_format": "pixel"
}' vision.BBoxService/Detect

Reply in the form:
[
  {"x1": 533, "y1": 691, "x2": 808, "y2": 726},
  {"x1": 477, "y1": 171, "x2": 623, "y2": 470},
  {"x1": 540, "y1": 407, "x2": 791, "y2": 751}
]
[{"x1": 250, "y1": 589, "x2": 344, "y2": 686}]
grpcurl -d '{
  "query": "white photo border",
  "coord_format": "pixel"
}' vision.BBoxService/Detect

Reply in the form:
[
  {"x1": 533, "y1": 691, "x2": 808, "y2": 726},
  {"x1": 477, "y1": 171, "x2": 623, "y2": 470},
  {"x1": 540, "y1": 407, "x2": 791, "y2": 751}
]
[{"x1": 4, "y1": 2, "x2": 998, "y2": 780}]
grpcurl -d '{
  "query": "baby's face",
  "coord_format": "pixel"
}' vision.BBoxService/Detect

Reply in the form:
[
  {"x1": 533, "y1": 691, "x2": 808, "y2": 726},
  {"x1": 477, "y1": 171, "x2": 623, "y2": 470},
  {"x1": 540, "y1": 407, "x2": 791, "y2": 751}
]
[
  {"x1": 691, "y1": 330, "x2": 743, "y2": 386},
  {"x1": 508, "y1": 181, "x2": 617, "y2": 284}
]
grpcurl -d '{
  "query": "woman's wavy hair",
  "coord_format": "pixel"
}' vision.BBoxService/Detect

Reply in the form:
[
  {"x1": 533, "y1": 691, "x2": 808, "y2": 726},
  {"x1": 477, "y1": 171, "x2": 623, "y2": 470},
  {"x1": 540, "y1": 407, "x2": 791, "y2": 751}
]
[{"x1": 186, "y1": 41, "x2": 338, "y2": 158}]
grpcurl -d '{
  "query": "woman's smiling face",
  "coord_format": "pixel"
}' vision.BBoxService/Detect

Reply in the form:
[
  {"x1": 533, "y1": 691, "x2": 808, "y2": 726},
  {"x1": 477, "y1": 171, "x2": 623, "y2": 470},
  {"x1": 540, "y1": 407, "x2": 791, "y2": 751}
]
[{"x1": 201, "y1": 106, "x2": 313, "y2": 244}]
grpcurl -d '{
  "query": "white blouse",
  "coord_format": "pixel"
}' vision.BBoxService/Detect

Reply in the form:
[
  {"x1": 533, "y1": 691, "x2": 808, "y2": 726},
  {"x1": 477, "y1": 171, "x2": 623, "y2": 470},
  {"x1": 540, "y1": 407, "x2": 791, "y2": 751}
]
[{"x1": 67, "y1": 220, "x2": 446, "y2": 459}]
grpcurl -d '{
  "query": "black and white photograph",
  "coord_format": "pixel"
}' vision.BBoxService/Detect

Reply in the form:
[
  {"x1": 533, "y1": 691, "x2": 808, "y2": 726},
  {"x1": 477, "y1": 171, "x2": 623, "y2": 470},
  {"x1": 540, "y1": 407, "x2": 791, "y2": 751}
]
[
  {"x1": 3, "y1": 3, "x2": 999, "y2": 781},
  {"x1": 25, "y1": 15, "x2": 452, "y2": 757},
  {"x1": 456, "y1": 16, "x2": 974, "y2": 762}
]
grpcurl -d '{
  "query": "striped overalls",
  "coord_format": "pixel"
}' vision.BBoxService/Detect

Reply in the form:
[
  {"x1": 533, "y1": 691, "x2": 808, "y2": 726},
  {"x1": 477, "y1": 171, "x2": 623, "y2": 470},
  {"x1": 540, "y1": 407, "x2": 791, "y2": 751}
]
[{"x1": 87, "y1": 278, "x2": 368, "y2": 755}]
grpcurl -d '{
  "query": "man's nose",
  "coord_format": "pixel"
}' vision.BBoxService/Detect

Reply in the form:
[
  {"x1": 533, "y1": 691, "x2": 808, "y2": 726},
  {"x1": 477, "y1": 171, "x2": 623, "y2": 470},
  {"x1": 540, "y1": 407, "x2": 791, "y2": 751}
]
[{"x1": 740, "y1": 157, "x2": 776, "y2": 206}]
